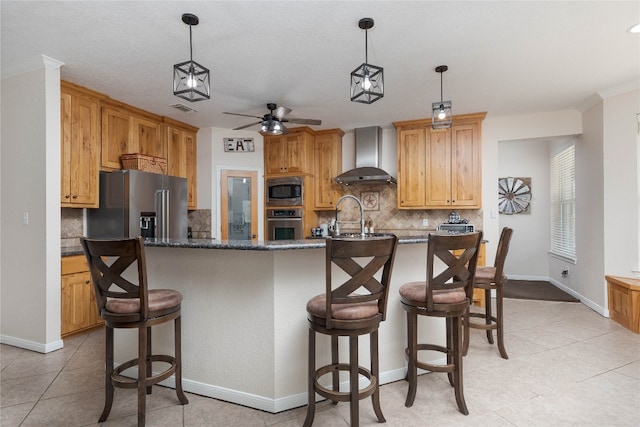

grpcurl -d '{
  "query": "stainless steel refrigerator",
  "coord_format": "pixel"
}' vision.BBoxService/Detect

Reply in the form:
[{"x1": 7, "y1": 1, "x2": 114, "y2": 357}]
[{"x1": 87, "y1": 170, "x2": 188, "y2": 239}]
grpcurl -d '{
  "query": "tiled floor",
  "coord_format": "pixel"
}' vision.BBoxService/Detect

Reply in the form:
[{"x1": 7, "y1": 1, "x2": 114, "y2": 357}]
[{"x1": 1, "y1": 298, "x2": 639, "y2": 426}]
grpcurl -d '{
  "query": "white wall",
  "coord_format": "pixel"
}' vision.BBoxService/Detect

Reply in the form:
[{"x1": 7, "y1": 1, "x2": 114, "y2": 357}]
[
  {"x1": 1, "y1": 56, "x2": 64, "y2": 352},
  {"x1": 482, "y1": 110, "x2": 583, "y2": 265},
  {"x1": 498, "y1": 138, "x2": 551, "y2": 278},
  {"x1": 199, "y1": 127, "x2": 265, "y2": 239}
]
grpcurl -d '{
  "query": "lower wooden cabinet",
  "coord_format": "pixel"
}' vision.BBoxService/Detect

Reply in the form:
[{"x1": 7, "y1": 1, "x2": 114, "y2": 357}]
[
  {"x1": 61, "y1": 255, "x2": 102, "y2": 337},
  {"x1": 453, "y1": 242, "x2": 486, "y2": 307}
]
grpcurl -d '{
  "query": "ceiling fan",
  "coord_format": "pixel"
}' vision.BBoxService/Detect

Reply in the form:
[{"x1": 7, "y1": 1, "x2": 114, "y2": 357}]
[{"x1": 224, "y1": 103, "x2": 321, "y2": 135}]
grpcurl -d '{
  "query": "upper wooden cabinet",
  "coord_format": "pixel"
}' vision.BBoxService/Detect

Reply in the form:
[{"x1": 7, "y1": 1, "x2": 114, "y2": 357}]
[
  {"x1": 264, "y1": 127, "x2": 314, "y2": 175},
  {"x1": 313, "y1": 129, "x2": 344, "y2": 209},
  {"x1": 100, "y1": 99, "x2": 163, "y2": 170},
  {"x1": 394, "y1": 112, "x2": 486, "y2": 209},
  {"x1": 165, "y1": 118, "x2": 198, "y2": 210},
  {"x1": 60, "y1": 82, "x2": 104, "y2": 208}
]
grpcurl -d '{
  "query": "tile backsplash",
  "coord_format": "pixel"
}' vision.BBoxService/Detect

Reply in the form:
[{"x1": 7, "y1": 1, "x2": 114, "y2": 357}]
[
  {"x1": 61, "y1": 208, "x2": 213, "y2": 246},
  {"x1": 316, "y1": 184, "x2": 483, "y2": 232}
]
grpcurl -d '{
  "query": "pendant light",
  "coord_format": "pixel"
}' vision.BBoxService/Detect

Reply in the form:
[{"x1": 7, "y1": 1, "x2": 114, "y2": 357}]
[
  {"x1": 432, "y1": 65, "x2": 452, "y2": 129},
  {"x1": 350, "y1": 18, "x2": 384, "y2": 104},
  {"x1": 173, "y1": 13, "x2": 210, "y2": 102}
]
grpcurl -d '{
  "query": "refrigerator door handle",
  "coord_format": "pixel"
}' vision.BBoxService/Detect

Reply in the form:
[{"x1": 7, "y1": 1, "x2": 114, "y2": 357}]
[{"x1": 156, "y1": 189, "x2": 170, "y2": 240}]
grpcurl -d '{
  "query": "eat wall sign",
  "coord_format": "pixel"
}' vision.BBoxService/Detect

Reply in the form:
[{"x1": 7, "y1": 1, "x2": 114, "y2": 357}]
[{"x1": 224, "y1": 138, "x2": 255, "y2": 152}]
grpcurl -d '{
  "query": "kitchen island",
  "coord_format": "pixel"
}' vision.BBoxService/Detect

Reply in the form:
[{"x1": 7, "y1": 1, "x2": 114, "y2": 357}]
[{"x1": 103, "y1": 234, "x2": 454, "y2": 413}]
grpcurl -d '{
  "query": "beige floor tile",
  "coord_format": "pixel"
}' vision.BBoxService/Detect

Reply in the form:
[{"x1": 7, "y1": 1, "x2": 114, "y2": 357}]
[
  {"x1": 0, "y1": 401, "x2": 35, "y2": 426},
  {"x1": 0, "y1": 372, "x2": 57, "y2": 408}
]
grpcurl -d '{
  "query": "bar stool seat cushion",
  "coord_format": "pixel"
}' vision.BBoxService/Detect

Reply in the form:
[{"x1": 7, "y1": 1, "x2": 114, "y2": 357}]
[
  {"x1": 475, "y1": 266, "x2": 497, "y2": 282},
  {"x1": 399, "y1": 281, "x2": 466, "y2": 304},
  {"x1": 106, "y1": 289, "x2": 183, "y2": 314},
  {"x1": 307, "y1": 293, "x2": 379, "y2": 321}
]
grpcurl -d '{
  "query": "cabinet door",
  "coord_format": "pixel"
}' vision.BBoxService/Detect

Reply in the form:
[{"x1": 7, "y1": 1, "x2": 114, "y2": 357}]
[
  {"x1": 451, "y1": 123, "x2": 481, "y2": 208},
  {"x1": 61, "y1": 271, "x2": 92, "y2": 336},
  {"x1": 167, "y1": 126, "x2": 187, "y2": 178},
  {"x1": 424, "y1": 128, "x2": 452, "y2": 208},
  {"x1": 283, "y1": 134, "x2": 307, "y2": 174},
  {"x1": 185, "y1": 130, "x2": 198, "y2": 209},
  {"x1": 313, "y1": 132, "x2": 342, "y2": 209},
  {"x1": 264, "y1": 137, "x2": 285, "y2": 174},
  {"x1": 101, "y1": 106, "x2": 132, "y2": 169},
  {"x1": 61, "y1": 89, "x2": 100, "y2": 207},
  {"x1": 60, "y1": 92, "x2": 72, "y2": 204},
  {"x1": 132, "y1": 115, "x2": 164, "y2": 159},
  {"x1": 397, "y1": 129, "x2": 426, "y2": 208}
]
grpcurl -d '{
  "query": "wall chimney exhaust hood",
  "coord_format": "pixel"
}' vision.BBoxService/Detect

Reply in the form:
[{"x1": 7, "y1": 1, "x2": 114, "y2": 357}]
[{"x1": 334, "y1": 126, "x2": 396, "y2": 185}]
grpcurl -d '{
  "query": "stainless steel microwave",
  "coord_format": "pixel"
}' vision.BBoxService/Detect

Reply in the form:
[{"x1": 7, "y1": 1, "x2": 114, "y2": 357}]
[{"x1": 266, "y1": 176, "x2": 303, "y2": 207}]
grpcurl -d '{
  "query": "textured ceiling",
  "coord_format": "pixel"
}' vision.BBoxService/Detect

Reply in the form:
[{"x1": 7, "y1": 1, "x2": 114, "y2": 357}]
[{"x1": 2, "y1": 1, "x2": 638, "y2": 132}]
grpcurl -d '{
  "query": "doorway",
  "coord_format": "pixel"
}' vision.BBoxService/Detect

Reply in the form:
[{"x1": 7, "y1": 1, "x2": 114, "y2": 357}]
[{"x1": 220, "y1": 170, "x2": 258, "y2": 241}]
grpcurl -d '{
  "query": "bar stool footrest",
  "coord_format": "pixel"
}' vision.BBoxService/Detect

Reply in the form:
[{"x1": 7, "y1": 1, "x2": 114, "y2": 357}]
[
  {"x1": 112, "y1": 354, "x2": 177, "y2": 389},
  {"x1": 313, "y1": 363, "x2": 377, "y2": 402},
  {"x1": 467, "y1": 312, "x2": 498, "y2": 330},
  {"x1": 406, "y1": 344, "x2": 455, "y2": 373}
]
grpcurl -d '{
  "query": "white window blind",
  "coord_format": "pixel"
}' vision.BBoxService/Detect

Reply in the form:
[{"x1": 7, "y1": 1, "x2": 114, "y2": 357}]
[{"x1": 550, "y1": 145, "x2": 576, "y2": 260}]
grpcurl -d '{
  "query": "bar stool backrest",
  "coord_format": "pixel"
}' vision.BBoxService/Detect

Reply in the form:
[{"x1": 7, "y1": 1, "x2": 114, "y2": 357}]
[
  {"x1": 80, "y1": 236, "x2": 149, "y2": 321},
  {"x1": 324, "y1": 235, "x2": 398, "y2": 329},
  {"x1": 425, "y1": 232, "x2": 483, "y2": 311}
]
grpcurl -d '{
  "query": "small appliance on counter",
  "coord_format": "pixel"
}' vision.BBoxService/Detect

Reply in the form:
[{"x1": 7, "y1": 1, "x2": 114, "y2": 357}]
[{"x1": 438, "y1": 212, "x2": 474, "y2": 234}]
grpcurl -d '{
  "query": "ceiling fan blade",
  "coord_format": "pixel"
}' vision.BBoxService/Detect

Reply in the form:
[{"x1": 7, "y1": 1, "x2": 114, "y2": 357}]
[
  {"x1": 274, "y1": 106, "x2": 292, "y2": 119},
  {"x1": 283, "y1": 118, "x2": 322, "y2": 125},
  {"x1": 233, "y1": 121, "x2": 262, "y2": 131},
  {"x1": 224, "y1": 112, "x2": 263, "y2": 120}
]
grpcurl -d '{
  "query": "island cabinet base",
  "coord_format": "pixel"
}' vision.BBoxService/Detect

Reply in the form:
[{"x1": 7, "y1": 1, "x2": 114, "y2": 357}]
[
  {"x1": 114, "y1": 243, "x2": 447, "y2": 413},
  {"x1": 606, "y1": 275, "x2": 640, "y2": 333}
]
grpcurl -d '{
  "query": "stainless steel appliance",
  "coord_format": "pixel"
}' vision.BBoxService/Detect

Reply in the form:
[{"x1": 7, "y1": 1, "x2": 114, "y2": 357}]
[
  {"x1": 266, "y1": 208, "x2": 303, "y2": 240},
  {"x1": 266, "y1": 176, "x2": 303, "y2": 207},
  {"x1": 87, "y1": 170, "x2": 188, "y2": 239},
  {"x1": 437, "y1": 223, "x2": 476, "y2": 234}
]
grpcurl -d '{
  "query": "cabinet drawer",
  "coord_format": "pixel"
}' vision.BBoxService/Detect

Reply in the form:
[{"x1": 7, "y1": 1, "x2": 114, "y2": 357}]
[{"x1": 62, "y1": 255, "x2": 89, "y2": 275}]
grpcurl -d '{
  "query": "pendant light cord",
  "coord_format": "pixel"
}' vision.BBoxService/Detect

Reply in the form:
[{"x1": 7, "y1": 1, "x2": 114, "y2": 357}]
[
  {"x1": 189, "y1": 23, "x2": 193, "y2": 62},
  {"x1": 365, "y1": 28, "x2": 368, "y2": 64},
  {"x1": 440, "y1": 71, "x2": 443, "y2": 103}
]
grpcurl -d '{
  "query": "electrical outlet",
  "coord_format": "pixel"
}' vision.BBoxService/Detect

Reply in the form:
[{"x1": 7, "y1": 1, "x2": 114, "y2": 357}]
[
  {"x1": 22, "y1": 211, "x2": 29, "y2": 225},
  {"x1": 422, "y1": 219, "x2": 429, "y2": 227}
]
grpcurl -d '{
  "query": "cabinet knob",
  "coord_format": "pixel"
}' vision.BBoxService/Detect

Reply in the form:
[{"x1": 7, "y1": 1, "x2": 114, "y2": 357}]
[
  {"x1": 72, "y1": 195, "x2": 78, "y2": 199},
  {"x1": 85, "y1": 280, "x2": 90, "y2": 284},
  {"x1": 65, "y1": 195, "x2": 70, "y2": 199}
]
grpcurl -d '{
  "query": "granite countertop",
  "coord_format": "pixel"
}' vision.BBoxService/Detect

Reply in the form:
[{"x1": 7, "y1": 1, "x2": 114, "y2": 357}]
[
  {"x1": 61, "y1": 231, "x2": 431, "y2": 256},
  {"x1": 62, "y1": 230, "x2": 486, "y2": 256}
]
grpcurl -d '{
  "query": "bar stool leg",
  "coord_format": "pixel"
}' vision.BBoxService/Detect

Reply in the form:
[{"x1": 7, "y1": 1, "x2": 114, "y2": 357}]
[
  {"x1": 138, "y1": 326, "x2": 147, "y2": 426},
  {"x1": 100, "y1": 326, "x2": 115, "y2": 422},
  {"x1": 349, "y1": 335, "x2": 359, "y2": 427},
  {"x1": 485, "y1": 290, "x2": 494, "y2": 344},
  {"x1": 303, "y1": 328, "x2": 315, "y2": 427},
  {"x1": 146, "y1": 326, "x2": 152, "y2": 394},
  {"x1": 331, "y1": 335, "x2": 339, "y2": 402},
  {"x1": 452, "y1": 315, "x2": 468, "y2": 415},
  {"x1": 175, "y1": 316, "x2": 189, "y2": 403},
  {"x1": 496, "y1": 287, "x2": 509, "y2": 359},
  {"x1": 446, "y1": 317, "x2": 454, "y2": 387},
  {"x1": 370, "y1": 330, "x2": 385, "y2": 422},
  {"x1": 405, "y1": 311, "x2": 418, "y2": 407}
]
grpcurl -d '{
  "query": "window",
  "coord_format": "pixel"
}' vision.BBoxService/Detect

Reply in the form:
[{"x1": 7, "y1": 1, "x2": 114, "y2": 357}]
[{"x1": 550, "y1": 144, "x2": 576, "y2": 261}]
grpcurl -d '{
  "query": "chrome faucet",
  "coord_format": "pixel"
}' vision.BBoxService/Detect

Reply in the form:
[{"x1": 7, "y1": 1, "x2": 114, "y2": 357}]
[{"x1": 334, "y1": 195, "x2": 366, "y2": 237}]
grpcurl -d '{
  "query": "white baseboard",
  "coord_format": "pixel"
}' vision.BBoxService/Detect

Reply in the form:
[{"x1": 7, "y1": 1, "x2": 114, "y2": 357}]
[{"x1": 0, "y1": 335, "x2": 63, "y2": 353}]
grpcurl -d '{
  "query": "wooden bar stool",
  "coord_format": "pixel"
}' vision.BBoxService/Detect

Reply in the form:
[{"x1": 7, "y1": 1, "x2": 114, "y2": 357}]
[
  {"x1": 464, "y1": 227, "x2": 513, "y2": 359},
  {"x1": 399, "y1": 231, "x2": 482, "y2": 415},
  {"x1": 304, "y1": 235, "x2": 398, "y2": 427},
  {"x1": 80, "y1": 237, "x2": 188, "y2": 426}
]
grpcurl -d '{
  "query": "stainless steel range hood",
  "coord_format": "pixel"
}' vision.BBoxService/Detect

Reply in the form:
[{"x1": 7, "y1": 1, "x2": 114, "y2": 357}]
[{"x1": 334, "y1": 126, "x2": 397, "y2": 185}]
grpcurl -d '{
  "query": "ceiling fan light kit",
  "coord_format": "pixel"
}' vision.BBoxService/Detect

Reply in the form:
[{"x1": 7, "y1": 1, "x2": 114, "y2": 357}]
[
  {"x1": 224, "y1": 103, "x2": 321, "y2": 136},
  {"x1": 173, "y1": 13, "x2": 211, "y2": 102},
  {"x1": 350, "y1": 18, "x2": 384, "y2": 104},
  {"x1": 432, "y1": 65, "x2": 452, "y2": 129}
]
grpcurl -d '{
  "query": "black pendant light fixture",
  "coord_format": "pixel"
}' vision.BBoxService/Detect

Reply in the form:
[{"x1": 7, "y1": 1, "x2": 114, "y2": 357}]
[
  {"x1": 173, "y1": 13, "x2": 210, "y2": 102},
  {"x1": 350, "y1": 18, "x2": 384, "y2": 104},
  {"x1": 432, "y1": 65, "x2": 452, "y2": 129}
]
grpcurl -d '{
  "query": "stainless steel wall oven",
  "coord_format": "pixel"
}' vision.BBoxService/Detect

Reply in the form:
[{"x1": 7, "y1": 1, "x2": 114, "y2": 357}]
[{"x1": 266, "y1": 208, "x2": 303, "y2": 240}]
